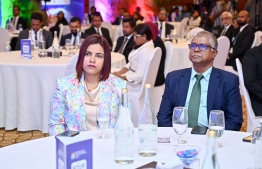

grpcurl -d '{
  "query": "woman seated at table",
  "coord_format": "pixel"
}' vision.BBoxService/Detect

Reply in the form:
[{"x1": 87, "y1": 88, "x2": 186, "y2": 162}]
[
  {"x1": 144, "y1": 22, "x2": 166, "y2": 87},
  {"x1": 186, "y1": 9, "x2": 201, "y2": 33},
  {"x1": 49, "y1": 34, "x2": 126, "y2": 136},
  {"x1": 113, "y1": 24, "x2": 154, "y2": 91}
]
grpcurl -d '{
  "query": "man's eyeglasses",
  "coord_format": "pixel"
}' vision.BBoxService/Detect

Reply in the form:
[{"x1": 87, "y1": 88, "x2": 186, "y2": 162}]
[
  {"x1": 221, "y1": 17, "x2": 229, "y2": 20},
  {"x1": 188, "y1": 43, "x2": 216, "y2": 51}
]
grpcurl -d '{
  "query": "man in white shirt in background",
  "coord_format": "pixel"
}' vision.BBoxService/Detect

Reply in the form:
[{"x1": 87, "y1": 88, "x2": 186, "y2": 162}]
[
  {"x1": 156, "y1": 8, "x2": 174, "y2": 39},
  {"x1": 6, "y1": 5, "x2": 27, "y2": 30},
  {"x1": 218, "y1": 11, "x2": 235, "y2": 46},
  {"x1": 210, "y1": 0, "x2": 233, "y2": 37},
  {"x1": 15, "y1": 12, "x2": 53, "y2": 50},
  {"x1": 60, "y1": 17, "x2": 88, "y2": 47}
]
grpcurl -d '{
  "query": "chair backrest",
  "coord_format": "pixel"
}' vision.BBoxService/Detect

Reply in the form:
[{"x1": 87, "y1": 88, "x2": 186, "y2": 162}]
[
  {"x1": 58, "y1": 24, "x2": 63, "y2": 43},
  {"x1": 138, "y1": 47, "x2": 162, "y2": 98},
  {"x1": 187, "y1": 27, "x2": 204, "y2": 38},
  {"x1": 214, "y1": 36, "x2": 230, "y2": 69},
  {"x1": 42, "y1": 26, "x2": 49, "y2": 31},
  {"x1": 164, "y1": 41, "x2": 174, "y2": 76},
  {"x1": 62, "y1": 25, "x2": 70, "y2": 35},
  {"x1": 251, "y1": 31, "x2": 262, "y2": 48},
  {"x1": 0, "y1": 28, "x2": 10, "y2": 52},
  {"x1": 65, "y1": 54, "x2": 79, "y2": 76},
  {"x1": 235, "y1": 58, "x2": 257, "y2": 132},
  {"x1": 181, "y1": 17, "x2": 189, "y2": 26},
  {"x1": 101, "y1": 22, "x2": 113, "y2": 39}
]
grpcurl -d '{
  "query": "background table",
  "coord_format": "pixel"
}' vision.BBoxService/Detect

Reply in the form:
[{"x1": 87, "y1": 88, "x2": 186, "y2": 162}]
[
  {"x1": 0, "y1": 51, "x2": 125, "y2": 133},
  {"x1": 0, "y1": 128, "x2": 254, "y2": 169}
]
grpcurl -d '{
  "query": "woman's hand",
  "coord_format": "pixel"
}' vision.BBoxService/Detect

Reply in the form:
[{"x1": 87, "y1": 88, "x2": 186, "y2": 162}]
[{"x1": 112, "y1": 71, "x2": 121, "y2": 77}]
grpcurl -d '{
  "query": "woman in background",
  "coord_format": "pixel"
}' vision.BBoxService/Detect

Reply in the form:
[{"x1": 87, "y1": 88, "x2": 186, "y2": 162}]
[
  {"x1": 49, "y1": 34, "x2": 126, "y2": 136},
  {"x1": 144, "y1": 22, "x2": 166, "y2": 87},
  {"x1": 113, "y1": 24, "x2": 154, "y2": 91}
]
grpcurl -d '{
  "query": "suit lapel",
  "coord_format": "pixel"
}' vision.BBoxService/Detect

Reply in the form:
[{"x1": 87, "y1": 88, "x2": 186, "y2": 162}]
[
  {"x1": 178, "y1": 69, "x2": 191, "y2": 106},
  {"x1": 207, "y1": 68, "x2": 220, "y2": 118}
]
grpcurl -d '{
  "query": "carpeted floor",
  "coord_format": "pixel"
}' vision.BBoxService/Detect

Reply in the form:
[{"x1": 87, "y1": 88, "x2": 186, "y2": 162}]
[{"x1": 0, "y1": 97, "x2": 248, "y2": 148}]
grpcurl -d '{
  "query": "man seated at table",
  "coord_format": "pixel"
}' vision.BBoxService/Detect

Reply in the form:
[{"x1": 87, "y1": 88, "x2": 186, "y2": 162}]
[
  {"x1": 85, "y1": 13, "x2": 112, "y2": 48},
  {"x1": 114, "y1": 18, "x2": 136, "y2": 62},
  {"x1": 6, "y1": 5, "x2": 27, "y2": 30},
  {"x1": 157, "y1": 31, "x2": 243, "y2": 131},
  {"x1": 15, "y1": 12, "x2": 53, "y2": 50},
  {"x1": 242, "y1": 35, "x2": 262, "y2": 116},
  {"x1": 225, "y1": 10, "x2": 254, "y2": 71},
  {"x1": 60, "y1": 17, "x2": 88, "y2": 47},
  {"x1": 156, "y1": 8, "x2": 174, "y2": 39}
]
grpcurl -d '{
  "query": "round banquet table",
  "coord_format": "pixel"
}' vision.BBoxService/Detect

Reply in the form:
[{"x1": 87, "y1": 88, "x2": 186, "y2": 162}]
[
  {"x1": 0, "y1": 51, "x2": 126, "y2": 133},
  {"x1": 0, "y1": 128, "x2": 254, "y2": 169},
  {"x1": 170, "y1": 41, "x2": 192, "y2": 72}
]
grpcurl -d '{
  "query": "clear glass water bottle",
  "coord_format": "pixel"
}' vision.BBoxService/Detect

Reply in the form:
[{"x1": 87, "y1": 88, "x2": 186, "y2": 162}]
[
  {"x1": 75, "y1": 29, "x2": 81, "y2": 49},
  {"x1": 201, "y1": 130, "x2": 220, "y2": 169},
  {"x1": 5, "y1": 42, "x2": 11, "y2": 52},
  {"x1": 138, "y1": 84, "x2": 157, "y2": 157},
  {"x1": 114, "y1": 88, "x2": 134, "y2": 164},
  {"x1": 52, "y1": 31, "x2": 60, "y2": 58}
]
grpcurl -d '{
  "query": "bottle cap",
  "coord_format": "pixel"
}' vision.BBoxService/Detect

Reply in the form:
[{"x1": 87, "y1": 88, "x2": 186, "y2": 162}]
[
  {"x1": 207, "y1": 130, "x2": 216, "y2": 138},
  {"x1": 121, "y1": 88, "x2": 128, "y2": 93},
  {"x1": 145, "y1": 84, "x2": 151, "y2": 88}
]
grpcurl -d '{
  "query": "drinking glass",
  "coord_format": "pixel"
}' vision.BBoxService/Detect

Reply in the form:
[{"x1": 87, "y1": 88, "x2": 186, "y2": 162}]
[
  {"x1": 65, "y1": 39, "x2": 73, "y2": 56},
  {"x1": 96, "y1": 103, "x2": 111, "y2": 139},
  {"x1": 172, "y1": 107, "x2": 188, "y2": 144},
  {"x1": 208, "y1": 110, "x2": 225, "y2": 148}
]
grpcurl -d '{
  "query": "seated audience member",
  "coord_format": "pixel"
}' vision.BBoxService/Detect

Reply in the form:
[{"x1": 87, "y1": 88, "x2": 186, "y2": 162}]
[
  {"x1": 186, "y1": 9, "x2": 202, "y2": 33},
  {"x1": 7, "y1": 5, "x2": 27, "y2": 50},
  {"x1": 112, "y1": 8, "x2": 126, "y2": 25},
  {"x1": 176, "y1": 5, "x2": 191, "y2": 21},
  {"x1": 242, "y1": 35, "x2": 262, "y2": 116},
  {"x1": 218, "y1": 11, "x2": 235, "y2": 46},
  {"x1": 225, "y1": 10, "x2": 254, "y2": 70},
  {"x1": 135, "y1": 7, "x2": 144, "y2": 21},
  {"x1": 57, "y1": 11, "x2": 69, "y2": 25},
  {"x1": 114, "y1": 18, "x2": 136, "y2": 62},
  {"x1": 49, "y1": 11, "x2": 69, "y2": 37},
  {"x1": 157, "y1": 31, "x2": 242, "y2": 131},
  {"x1": 6, "y1": 5, "x2": 27, "y2": 30},
  {"x1": 113, "y1": 24, "x2": 154, "y2": 91},
  {"x1": 15, "y1": 12, "x2": 53, "y2": 50},
  {"x1": 145, "y1": 22, "x2": 166, "y2": 87},
  {"x1": 85, "y1": 13, "x2": 112, "y2": 48},
  {"x1": 60, "y1": 17, "x2": 88, "y2": 46},
  {"x1": 232, "y1": 17, "x2": 239, "y2": 29},
  {"x1": 113, "y1": 12, "x2": 130, "y2": 42},
  {"x1": 169, "y1": 7, "x2": 180, "y2": 22},
  {"x1": 156, "y1": 8, "x2": 174, "y2": 39},
  {"x1": 49, "y1": 34, "x2": 126, "y2": 136},
  {"x1": 133, "y1": 12, "x2": 143, "y2": 25},
  {"x1": 88, "y1": 6, "x2": 100, "y2": 22}
]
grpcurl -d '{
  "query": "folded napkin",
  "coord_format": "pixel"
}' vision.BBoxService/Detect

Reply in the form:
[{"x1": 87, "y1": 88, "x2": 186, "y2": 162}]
[{"x1": 156, "y1": 156, "x2": 183, "y2": 169}]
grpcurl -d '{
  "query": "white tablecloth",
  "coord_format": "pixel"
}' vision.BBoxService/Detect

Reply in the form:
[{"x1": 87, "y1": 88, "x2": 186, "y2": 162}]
[
  {"x1": 0, "y1": 51, "x2": 125, "y2": 133},
  {"x1": 0, "y1": 128, "x2": 254, "y2": 169},
  {"x1": 169, "y1": 41, "x2": 192, "y2": 72}
]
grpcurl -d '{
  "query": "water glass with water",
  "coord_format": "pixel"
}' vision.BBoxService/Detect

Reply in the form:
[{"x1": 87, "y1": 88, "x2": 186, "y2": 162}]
[
  {"x1": 5, "y1": 42, "x2": 11, "y2": 52},
  {"x1": 172, "y1": 107, "x2": 188, "y2": 144},
  {"x1": 96, "y1": 103, "x2": 111, "y2": 139},
  {"x1": 209, "y1": 110, "x2": 225, "y2": 148}
]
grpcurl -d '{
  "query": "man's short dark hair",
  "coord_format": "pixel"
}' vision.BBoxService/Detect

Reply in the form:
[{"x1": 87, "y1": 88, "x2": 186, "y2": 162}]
[
  {"x1": 70, "y1": 17, "x2": 81, "y2": 24},
  {"x1": 123, "y1": 18, "x2": 136, "y2": 28},
  {"x1": 30, "y1": 12, "x2": 43, "y2": 22},
  {"x1": 92, "y1": 12, "x2": 103, "y2": 21},
  {"x1": 13, "y1": 5, "x2": 20, "y2": 11}
]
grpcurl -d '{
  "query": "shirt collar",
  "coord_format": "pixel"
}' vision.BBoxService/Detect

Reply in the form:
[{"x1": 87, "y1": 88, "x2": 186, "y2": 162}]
[
  {"x1": 126, "y1": 34, "x2": 133, "y2": 40},
  {"x1": 240, "y1": 24, "x2": 248, "y2": 32},
  {"x1": 190, "y1": 66, "x2": 213, "y2": 81}
]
